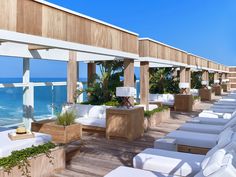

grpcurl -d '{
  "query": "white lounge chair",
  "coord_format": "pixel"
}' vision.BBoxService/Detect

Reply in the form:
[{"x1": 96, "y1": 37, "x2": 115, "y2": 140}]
[
  {"x1": 179, "y1": 115, "x2": 236, "y2": 134},
  {"x1": 0, "y1": 128, "x2": 52, "y2": 158},
  {"x1": 163, "y1": 127, "x2": 234, "y2": 149},
  {"x1": 186, "y1": 117, "x2": 229, "y2": 125},
  {"x1": 133, "y1": 141, "x2": 236, "y2": 177},
  {"x1": 199, "y1": 110, "x2": 235, "y2": 119}
]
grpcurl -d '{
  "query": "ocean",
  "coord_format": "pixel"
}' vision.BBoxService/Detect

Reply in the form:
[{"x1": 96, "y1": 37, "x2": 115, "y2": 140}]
[{"x1": 0, "y1": 78, "x2": 140, "y2": 126}]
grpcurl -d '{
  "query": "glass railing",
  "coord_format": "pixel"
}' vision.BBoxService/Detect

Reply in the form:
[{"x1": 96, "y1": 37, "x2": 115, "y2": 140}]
[{"x1": 0, "y1": 80, "x2": 140, "y2": 127}]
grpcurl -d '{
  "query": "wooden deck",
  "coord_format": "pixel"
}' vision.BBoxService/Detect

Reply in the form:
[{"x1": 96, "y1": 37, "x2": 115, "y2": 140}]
[{"x1": 52, "y1": 101, "x2": 214, "y2": 177}]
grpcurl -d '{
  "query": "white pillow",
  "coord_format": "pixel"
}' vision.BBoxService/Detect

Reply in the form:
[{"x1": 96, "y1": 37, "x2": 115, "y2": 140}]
[
  {"x1": 88, "y1": 106, "x2": 105, "y2": 119},
  {"x1": 149, "y1": 94, "x2": 158, "y2": 101},
  {"x1": 217, "y1": 128, "x2": 233, "y2": 148},
  {"x1": 75, "y1": 104, "x2": 91, "y2": 117},
  {"x1": 206, "y1": 154, "x2": 236, "y2": 177},
  {"x1": 203, "y1": 149, "x2": 226, "y2": 176}
]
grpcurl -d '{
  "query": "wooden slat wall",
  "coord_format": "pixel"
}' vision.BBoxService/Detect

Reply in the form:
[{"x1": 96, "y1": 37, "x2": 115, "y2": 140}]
[
  {"x1": 139, "y1": 39, "x2": 188, "y2": 64},
  {"x1": 0, "y1": 0, "x2": 138, "y2": 54}
]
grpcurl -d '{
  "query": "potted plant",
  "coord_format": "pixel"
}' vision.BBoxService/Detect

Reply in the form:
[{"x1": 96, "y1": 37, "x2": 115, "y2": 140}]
[
  {"x1": 143, "y1": 106, "x2": 170, "y2": 131},
  {"x1": 32, "y1": 112, "x2": 82, "y2": 144}
]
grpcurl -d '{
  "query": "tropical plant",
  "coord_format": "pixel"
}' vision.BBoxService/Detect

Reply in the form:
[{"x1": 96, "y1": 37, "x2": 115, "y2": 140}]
[
  {"x1": 85, "y1": 61, "x2": 124, "y2": 105},
  {"x1": 56, "y1": 111, "x2": 76, "y2": 126},
  {"x1": 191, "y1": 71, "x2": 202, "y2": 89},
  {"x1": 149, "y1": 68, "x2": 179, "y2": 94}
]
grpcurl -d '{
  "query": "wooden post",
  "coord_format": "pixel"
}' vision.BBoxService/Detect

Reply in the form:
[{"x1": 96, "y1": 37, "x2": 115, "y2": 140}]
[
  {"x1": 140, "y1": 62, "x2": 149, "y2": 110},
  {"x1": 179, "y1": 67, "x2": 186, "y2": 83},
  {"x1": 67, "y1": 51, "x2": 78, "y2": 103},
  {"x1": 87, "y1": 62, "x2": 96, "y2": 86},
  {"x1": 214, "y1": 72, "x2": 219, "y2": 82},
  {"x1": 202, "y1": 70, "x2": 209, "y2": 83},
  {"x1": 23, "y1": 58, "x2": 34, "y2": 130},
  {"x1": 124, "y1": 59, "x2": 134, "y2": 105}
]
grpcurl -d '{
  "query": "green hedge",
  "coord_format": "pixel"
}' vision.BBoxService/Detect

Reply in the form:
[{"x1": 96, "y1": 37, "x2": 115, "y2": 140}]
[{"x1": 144, "y1": 106, "x2": 169, "y2": 118}]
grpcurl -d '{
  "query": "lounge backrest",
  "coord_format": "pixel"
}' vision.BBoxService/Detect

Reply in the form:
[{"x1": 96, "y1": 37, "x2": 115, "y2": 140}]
[
  {"x1": 149, "y1": 94, "x2": 158, "y2": 101},
  {"x1": 74, "y1": 104, "x2": 92, "y2": 117},
  {"x1": 199, "y1": 142, "x2": 236, "y2": 177},
  {"x1": 223, "y1": 116, "x2": 236, "y2": 130}
]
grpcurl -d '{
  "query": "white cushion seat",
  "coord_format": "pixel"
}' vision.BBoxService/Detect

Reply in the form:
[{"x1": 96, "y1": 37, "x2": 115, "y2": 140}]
[
  {"x1": 104, "y1": 166, "x2": 175, "y2": 177},
  {"x1": 187, "y1": 117, "x2": 228, "y2": 125},
  {"x1": 199, "y1": 111, "x2": 232, "y2": 119},
  {"x1": 166, "y1": 130, "x2": 218, "y2": 148},
  {"x1": 0, "y1": 128, "x2": 52, "y2": 158},
  {"x1": 211, "y1": 105, "x2": 236, "y2": 109},
  {"x1": 75, "y1": 117, "x2": 106, "y2": 128},
  {"x1": 209, "y1": 107, "x2": 236, "y2": 114},
  {"x1": 179, "y1": 123, "x2": 223, "y2": 134},
  {"x1": 133, "y1": 148, "x2": 205, "y2": 176}
]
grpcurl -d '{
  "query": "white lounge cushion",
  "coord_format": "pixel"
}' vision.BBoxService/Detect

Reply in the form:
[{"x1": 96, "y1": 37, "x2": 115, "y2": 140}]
[
  {"x1": 74, "y1": 104, "x2": 92, "y2": 117},
  {"x1": 149, "y1": 94, "x2": 158, "y2": 101},
  {"x1": 0, "y1": 129, "x2": 52, "y2": 158},
  {"x1": 187, "y1": 117, "x2": 228, "y2": 125},
  {"x1": 104, "y1": 166, "x2": 175, "y2": 177},
  {"x1": 75, "y1": 117, "x2": 106, "y2": 128},
  {"x1": 209, "y1": 107, "x2": 235, "y2": 113},
  {"x1": 203, "y1": 149, "x2": 236, "y2": 177},
  {"x1": 88, "y1": 105, "x2": 106, "y2": 119},
  {"x1": 203, "y1": 149, "x2": 226, "y2": 176},
  {"x1": 179, "y1": 123, "x2": 223, "y2": 134},
  {"x1": 133, "y1": 148, "x2": 204, "y2": 176},
  {"x1": 167, "y1": 130, "x2": 218, "y2": 148}
]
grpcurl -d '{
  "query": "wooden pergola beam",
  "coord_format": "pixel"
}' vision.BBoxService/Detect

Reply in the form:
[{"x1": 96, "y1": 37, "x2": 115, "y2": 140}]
[{"x1": 28, "y1": 44, "x2": 52, "y2": 50}]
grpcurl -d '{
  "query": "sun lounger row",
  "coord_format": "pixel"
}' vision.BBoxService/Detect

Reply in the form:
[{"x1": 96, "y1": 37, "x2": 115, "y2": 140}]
[{"x1": 105, "y1": 91, "x2": 236, "y2": 177}]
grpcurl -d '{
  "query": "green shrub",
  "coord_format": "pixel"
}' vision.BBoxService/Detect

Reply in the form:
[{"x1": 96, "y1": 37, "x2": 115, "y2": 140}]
[
  {"x1": 0, "y1": 142, "x2": 56, "y2": 177},
  {"x1": 193, "y1": 96, "x2": 201, "y2": 100},
  {"x1": 56, "y1": 111, "x2": 76, "y2": 126},
  {"x1": 144, "y1": 106, "x2": 169, "y2": 118}
]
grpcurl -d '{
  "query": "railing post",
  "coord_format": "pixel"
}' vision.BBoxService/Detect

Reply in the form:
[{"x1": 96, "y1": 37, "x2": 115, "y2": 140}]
[{"x1": 23, "y1": 58, "x2": 34, "y2": 130}]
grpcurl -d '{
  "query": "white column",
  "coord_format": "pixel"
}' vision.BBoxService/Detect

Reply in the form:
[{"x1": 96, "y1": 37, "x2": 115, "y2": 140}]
[{"x1": 23, "y1": 58, "x2": 34, "y2": 130}]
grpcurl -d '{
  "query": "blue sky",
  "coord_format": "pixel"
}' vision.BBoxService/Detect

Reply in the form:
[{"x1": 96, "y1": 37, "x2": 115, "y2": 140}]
[{"x1": 0, "y1": 0, "x2": 235, "y2": 78}]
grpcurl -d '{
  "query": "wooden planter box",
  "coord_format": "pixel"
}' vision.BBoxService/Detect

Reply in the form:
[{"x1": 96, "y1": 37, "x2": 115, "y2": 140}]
[
  {"x1": 199, "y1": 88, "x2": 215, "y2": 101},
  {"x1": 174, "y1": 94, "x2": 193, "y2": 112},
  {"x1": 222, "y1": 83, "x2": 230, "y2": 92},
  {"x1": 144, "y1": 108, "x2": 170, "y2": 131},
  {"x1": 0, "y1": 147, "x2": 65, "y2": 177},
  {"x1": 106, "y1": 107, "x2": 144, "y2": 141},
  {"x1": 32, "y1": 120, "x2": 82, "y2": 144},
  {"x1": 212, "y1": 85, "x2": 222, "y2": 95}
]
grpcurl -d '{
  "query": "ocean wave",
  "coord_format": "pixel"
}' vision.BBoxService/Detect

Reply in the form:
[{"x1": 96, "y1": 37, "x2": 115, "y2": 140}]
[{"x1": 0, "y1": 106, "x2": 7, "y2": 110}]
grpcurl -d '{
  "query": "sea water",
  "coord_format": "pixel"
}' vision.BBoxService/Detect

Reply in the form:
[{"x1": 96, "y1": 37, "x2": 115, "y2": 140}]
[{"x1": 0, "y1": 78, "x2": 140, "y2": 126}]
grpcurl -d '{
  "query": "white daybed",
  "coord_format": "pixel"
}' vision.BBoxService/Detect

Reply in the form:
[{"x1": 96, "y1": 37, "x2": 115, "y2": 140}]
[
  {"x1": 190, "y1": 89, "x2": 199, "y2": 96},
  {"x1": 0, "y1": 127, "x2": 52, "y2": 158},
  {"x1": 149, "y1": 94, "x2": 174, "y2": 107},
  {"x1": 63, "y1": 104, "x2": 107, "y2": 129}
]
